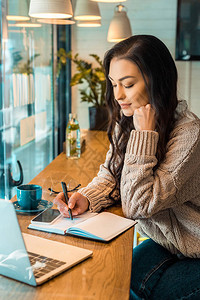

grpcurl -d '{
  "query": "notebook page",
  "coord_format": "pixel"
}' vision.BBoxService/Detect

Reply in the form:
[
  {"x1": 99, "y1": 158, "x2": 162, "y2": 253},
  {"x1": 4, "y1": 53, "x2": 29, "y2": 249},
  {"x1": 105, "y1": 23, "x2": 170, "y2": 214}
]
[{"x1": 69, "y1": 212, "x2": 136, "y2": 241}]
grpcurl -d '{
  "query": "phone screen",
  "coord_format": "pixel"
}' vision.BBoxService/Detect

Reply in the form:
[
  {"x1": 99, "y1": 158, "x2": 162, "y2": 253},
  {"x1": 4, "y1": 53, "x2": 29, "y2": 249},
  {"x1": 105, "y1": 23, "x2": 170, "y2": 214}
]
[{"x1": 31, "y1": 209, "x2": 61, "y2": 224}]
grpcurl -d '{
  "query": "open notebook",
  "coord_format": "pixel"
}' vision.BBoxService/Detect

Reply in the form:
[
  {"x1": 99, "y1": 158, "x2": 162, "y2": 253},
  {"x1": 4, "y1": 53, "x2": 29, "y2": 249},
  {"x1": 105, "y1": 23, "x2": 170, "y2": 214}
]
[{"x1": 28, "y1": 211, "x2": 137, "y2": 242}]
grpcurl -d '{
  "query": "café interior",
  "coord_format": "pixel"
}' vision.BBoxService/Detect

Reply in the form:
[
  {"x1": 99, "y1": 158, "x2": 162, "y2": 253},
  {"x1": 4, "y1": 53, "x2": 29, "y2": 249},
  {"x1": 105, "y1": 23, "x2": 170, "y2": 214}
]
[{"x1": 0, "y1": 0, "x2": 200, "y2": 299}]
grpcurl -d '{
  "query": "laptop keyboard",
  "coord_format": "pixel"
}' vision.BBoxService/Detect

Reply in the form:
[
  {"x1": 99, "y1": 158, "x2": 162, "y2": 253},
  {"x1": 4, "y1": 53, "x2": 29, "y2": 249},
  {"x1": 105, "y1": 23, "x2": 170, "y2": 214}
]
[{"x1": 28, "y1": 251, "x2": 66, "y2": 279}]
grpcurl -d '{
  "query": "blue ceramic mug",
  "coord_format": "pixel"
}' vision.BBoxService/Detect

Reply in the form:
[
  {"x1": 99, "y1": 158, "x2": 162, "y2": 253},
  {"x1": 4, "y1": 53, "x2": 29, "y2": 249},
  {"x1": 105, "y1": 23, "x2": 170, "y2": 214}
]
[{"x1": 17, "y1": 184, "x2": 42, "y2": 210}]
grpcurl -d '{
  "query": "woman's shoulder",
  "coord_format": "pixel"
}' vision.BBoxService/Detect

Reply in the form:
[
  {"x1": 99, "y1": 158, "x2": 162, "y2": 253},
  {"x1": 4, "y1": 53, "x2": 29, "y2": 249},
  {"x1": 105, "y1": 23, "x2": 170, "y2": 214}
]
[
  {"x1": 162, "y1": 102, "x2": 200, "y2": 169},
  {"x1": 173, "y1": 100, "x2": 200, "y2": 136},
  {"x1": 160, "y1": 107, "x2": 200, "y2": 172}
]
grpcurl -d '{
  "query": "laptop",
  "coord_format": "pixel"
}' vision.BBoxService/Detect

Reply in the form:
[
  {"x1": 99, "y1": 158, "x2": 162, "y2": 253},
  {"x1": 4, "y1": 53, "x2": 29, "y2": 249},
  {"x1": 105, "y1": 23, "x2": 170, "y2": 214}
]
[{"x1": 0, "y1": 200, "x2": 93, "y2": 286}]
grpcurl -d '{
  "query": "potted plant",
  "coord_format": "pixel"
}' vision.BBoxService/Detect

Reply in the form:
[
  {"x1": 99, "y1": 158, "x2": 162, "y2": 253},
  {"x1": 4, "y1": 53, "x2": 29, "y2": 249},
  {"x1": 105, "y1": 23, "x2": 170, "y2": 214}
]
[
  {"x1": 12, "y1": 51, "x2": 40, "y2": 75},
  {"x1": 12, "y1": 51, "x2": 40, "y2": 107},
  {"x1": 57, "y1": 48, "x2": 109, "y2": 131}
]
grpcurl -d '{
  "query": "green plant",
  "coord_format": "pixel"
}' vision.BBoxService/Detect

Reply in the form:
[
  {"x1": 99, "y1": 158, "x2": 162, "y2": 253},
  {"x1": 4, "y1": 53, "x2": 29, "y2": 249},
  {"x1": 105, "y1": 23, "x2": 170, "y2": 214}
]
[
  {"x1": 57, "y1": 48, "x2": 106, "y2": 107},
  {"x1": 12, "y1": 51, "x2": 40, "y2": 74}
]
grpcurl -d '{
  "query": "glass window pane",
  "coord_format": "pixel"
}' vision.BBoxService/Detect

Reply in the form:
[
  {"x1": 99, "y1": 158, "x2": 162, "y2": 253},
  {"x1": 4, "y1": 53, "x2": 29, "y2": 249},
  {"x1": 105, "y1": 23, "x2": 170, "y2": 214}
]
[{"x1": 0, "y1": 0, "x2": 56, "y2": 200}]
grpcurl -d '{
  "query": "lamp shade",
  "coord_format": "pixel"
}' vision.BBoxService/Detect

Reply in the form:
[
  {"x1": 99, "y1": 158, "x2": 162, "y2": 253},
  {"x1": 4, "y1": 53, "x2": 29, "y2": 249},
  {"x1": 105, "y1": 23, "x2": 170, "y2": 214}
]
[
  {"x1": 29, "y1": 0, "x2": 73, "y2": 19},
  {"x1": 74, "y1": 0, "x2": 101, "y2": 21},
  {"x1": 13, "y1": 22, "x2": 42, "y2": 28},
  {"x1": 107, "y1": 5, "x2": 132, "y2": 43},
  {"x1": 7, "y1": 0, "x2": 30, "y2": 21},
  {"x1": 37, "y1": 18, "x2": 75, "y2": 25},
  {"x1": 77, "y1": 20, "x2": 101, "y2": 27}
]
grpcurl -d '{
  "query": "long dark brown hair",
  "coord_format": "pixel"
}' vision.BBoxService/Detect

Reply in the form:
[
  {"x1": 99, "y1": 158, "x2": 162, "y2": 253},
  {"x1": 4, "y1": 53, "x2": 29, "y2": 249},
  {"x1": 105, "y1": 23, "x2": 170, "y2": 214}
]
[{"x1": 103, "y1": 35, "x2": 178, "y2": 193}]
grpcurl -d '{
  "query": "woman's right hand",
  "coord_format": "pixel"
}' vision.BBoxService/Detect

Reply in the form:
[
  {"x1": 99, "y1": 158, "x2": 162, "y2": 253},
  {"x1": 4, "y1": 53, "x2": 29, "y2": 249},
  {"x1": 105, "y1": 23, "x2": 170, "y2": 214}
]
[
  {"x1": 53, "y1": 192, "x2": 89, "y2": 218},
  {"x1": 133, "y1": 104, "x2": 156, "y2": 131}
]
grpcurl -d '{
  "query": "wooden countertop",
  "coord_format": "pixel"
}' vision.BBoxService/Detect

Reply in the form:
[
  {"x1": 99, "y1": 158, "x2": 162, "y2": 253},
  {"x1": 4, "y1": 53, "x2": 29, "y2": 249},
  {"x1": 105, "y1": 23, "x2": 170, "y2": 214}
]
[{"x1": 0, "y1": 130, "x2": 134, "y2": 300}]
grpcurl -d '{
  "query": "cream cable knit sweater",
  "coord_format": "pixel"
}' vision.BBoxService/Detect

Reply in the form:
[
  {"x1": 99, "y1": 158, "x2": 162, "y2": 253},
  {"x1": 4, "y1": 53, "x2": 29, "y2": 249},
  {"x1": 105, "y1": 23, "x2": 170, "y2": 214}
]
[{"x1": 79, "y1": 102, "x2": 200, "y2": 258}]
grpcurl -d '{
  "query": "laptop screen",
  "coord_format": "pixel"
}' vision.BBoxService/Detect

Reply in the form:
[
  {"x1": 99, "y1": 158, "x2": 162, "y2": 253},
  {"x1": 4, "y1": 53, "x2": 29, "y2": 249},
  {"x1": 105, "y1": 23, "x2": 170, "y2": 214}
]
[{"x1": 0, "y1": 200, "x2": 36, "y2": 286}]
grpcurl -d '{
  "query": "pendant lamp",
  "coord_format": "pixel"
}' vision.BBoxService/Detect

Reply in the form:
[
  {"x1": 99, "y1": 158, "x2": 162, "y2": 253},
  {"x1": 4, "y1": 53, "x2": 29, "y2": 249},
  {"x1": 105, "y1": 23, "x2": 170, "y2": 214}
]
[
  {"x1": 77, "y1": 20, "x2": 101, "y2": 27},
  {"x1": 29, "y1": 0, "x2": 73, "y2": 19},
  {"x1": 13, "y1": 22, "x2": 42, "y2": 28},
  {"x1": 107, "y1": 4, "x2": 132, "y2": 43},
  {"x1": 74, "y1": 0, "x2": 101, "y2": 21},
  {"x1": 7, "y1": 0, "x2": 30, "y2": 21},
  {"x1": 9, "y1": 19, "x2": 42, "y2": 27},
  {"x1": 37, "y1": 19, "x2": 75, "y2": 25}
]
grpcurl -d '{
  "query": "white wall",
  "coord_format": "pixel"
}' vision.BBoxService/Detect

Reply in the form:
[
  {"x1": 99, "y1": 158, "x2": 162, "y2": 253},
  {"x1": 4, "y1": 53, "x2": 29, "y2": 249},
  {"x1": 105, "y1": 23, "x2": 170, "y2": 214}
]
[{"x1": 71, "y1": 0, "x2": 200, "y2": 129}]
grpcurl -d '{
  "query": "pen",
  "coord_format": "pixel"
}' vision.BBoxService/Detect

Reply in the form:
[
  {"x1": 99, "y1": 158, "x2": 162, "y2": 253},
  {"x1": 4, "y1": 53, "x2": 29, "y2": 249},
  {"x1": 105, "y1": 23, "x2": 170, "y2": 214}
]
[{"x1": 61, "y1": 182, "x2": 73, "y2": 220}]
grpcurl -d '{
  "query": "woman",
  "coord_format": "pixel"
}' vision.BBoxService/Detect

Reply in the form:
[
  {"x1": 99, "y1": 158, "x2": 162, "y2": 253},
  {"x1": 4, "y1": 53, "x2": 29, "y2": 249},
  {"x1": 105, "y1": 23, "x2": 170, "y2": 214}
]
[{"x1": 54, "y1": 35, "x2": 200, "y2": 299}]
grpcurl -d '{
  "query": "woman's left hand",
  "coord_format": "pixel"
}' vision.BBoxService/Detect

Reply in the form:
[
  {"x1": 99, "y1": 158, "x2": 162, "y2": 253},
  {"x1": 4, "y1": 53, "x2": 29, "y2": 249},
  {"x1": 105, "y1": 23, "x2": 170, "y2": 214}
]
[{"x1": 133, "y1": 104, "x2": 156, "y2": 131}]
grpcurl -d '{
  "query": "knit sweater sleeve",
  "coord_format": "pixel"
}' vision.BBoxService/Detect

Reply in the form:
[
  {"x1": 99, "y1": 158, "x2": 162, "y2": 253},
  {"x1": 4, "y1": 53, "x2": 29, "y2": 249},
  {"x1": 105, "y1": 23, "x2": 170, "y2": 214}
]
[
  {"x1": 121, "y1": 120, "x2": 200, "y2": 219},
  {"x1": 78, "y1": 144, "x2": 119, "y2": 212}
]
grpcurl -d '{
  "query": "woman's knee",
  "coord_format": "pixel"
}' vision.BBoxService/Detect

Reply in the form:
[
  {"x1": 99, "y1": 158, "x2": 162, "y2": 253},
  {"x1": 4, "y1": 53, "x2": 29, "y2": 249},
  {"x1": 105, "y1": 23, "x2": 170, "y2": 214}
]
[{"x1": 132, "y1": 239, "x2": 173, "y2": 272}]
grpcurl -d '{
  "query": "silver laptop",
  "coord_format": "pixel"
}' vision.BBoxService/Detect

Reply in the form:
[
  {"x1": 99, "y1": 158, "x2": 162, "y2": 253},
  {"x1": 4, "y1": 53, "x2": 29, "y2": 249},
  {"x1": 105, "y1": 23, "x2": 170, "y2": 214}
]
[{"x1": 0, "y1": 200, "x2": 93, "y2": 286}]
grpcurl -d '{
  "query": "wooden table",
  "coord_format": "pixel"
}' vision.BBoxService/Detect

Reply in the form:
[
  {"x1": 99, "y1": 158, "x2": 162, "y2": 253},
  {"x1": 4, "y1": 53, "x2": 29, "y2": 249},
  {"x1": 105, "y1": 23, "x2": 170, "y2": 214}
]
[{"x1": 0, "y1": 131, "x2": 134, "y2": 300}]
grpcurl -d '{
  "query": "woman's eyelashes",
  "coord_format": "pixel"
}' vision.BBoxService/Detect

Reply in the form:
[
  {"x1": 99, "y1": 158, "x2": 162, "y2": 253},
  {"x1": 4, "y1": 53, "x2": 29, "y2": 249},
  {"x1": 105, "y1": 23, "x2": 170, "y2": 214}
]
[
  {"x1": 124, "y1": 84, "x2": 134, "y2": 89},
  {"x1": 111, "y1": 83, "x2": 134, "y2": 89}
]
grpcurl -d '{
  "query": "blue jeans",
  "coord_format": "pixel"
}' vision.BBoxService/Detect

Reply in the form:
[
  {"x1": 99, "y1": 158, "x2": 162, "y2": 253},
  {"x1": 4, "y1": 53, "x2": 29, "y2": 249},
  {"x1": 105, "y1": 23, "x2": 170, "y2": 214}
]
[{"x1": 130, "y1": 239, "x2": 200, "y2": 300}]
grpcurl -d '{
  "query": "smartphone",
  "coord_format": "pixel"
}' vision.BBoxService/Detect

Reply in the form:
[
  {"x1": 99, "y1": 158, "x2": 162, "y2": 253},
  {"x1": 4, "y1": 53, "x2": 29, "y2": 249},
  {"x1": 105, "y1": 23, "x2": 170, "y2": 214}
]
[{"x1": 31, "y1": 208, "x2": 61, "y2": 225}]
